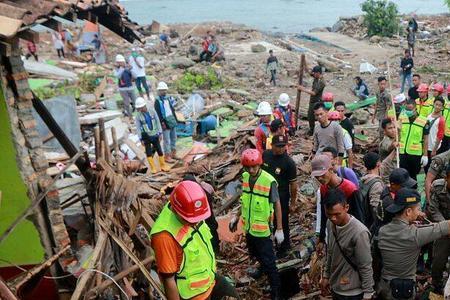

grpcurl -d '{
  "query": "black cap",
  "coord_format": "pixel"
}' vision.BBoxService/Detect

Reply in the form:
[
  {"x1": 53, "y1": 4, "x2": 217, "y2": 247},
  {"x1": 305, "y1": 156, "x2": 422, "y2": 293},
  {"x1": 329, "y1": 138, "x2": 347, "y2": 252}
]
[
  {"x1": 272, "y1": 135, "x2": 288, "y2": 147},
  {"x1": 386, "y1": 188, "x2": 421, "y2": 214},
  {"x1": 270, "y1": 119, "x2": 283, "y2": 132},
  {"x1": 312, "y1": 66, "x2": 322, "y2": 74},
  {"x1": 389, "y1": 168, "x2": 417, "y2": 188}
]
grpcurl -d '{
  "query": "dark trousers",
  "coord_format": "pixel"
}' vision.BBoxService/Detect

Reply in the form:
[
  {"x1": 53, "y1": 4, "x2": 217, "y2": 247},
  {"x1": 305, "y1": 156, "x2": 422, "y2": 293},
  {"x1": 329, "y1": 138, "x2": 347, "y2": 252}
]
[
  {"x1": 431, "y1": 238, "x2": 450, "y2": 288},
  {"x1": 270, "y1": 70, "x2": 277, "y2": 86},
  {"x1": 135, "y1": 76, "x2": 150, "y2": 97},
  {"x1": 399, "y1": 154, "x2": 421, "y2": 180},
  {"x1": 274, "y1": 193, "x2": 290, "y2": 253},
  {"x1": 56, "y1": 48, "x2": 65, "y2": 58},
  {"x1": 307, "y1": 101, "x2": 316, "y2": 134},
  {"x1": 438, "y1": 136, "x2": 450, "y2": 154},
  {"x1": 246, "y1": 234, "x2": 280, "y2": 298},
  {"x1": 210, "y1": 274, "x2": 240, "y2": 299},
  {"x1": 332, "y1": 292, "x2": 363, "y2": 300},
  {"x1": 142, "y1": 134, "x2": 163, "y2": 157},
  {"x1": 25, "y1": 52, "x2": 38, "y2": 61}
]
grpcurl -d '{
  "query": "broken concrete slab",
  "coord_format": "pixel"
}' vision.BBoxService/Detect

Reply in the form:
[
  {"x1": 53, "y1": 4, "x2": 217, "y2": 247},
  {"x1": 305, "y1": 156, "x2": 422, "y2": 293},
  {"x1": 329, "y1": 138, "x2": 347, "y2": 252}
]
[
  {"x1": 79, "y1": 110, "x2": 123, "y2": 125},
  {"x1": 103, "y1": 118, "x2": 129, "y2": 146},
  {"x1": 23, "y1": 58, "x2": 77, "y2": 80},
  {"x1": 216, "y1": 214, "x2": 243, "y2": 243},
  {"x1": 32, "y1": 95, "x2": 81, "y2": 152}
]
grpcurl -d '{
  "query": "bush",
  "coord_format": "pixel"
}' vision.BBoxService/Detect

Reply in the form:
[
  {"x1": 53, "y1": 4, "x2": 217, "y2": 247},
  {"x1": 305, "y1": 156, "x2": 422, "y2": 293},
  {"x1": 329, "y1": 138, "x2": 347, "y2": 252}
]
[
  {"x1": 446, "y1": 0, "x2": 450, "y2": 10},
  {"x1": 175, "y1": 67, "x2": 223, "y2": 94},
  {"x1": 361, "y1": 0, "x2": 399, "y2": 37}
]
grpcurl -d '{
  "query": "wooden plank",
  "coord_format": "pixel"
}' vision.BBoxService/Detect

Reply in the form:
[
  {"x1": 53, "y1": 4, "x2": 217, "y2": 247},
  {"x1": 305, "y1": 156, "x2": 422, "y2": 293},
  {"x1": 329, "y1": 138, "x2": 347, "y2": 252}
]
[
  {"x1": 94, "y1": 76, "x2": 107, "y2": 101},
  {"x1": 17, "y1": 30, "x2": 39, "y2": 43},
  {"x1": 0, "y1": 41, "x2": 11, "y2": 57},
  {"x1": 294, "y1": 54, "x2": 306, "y2": 125}
]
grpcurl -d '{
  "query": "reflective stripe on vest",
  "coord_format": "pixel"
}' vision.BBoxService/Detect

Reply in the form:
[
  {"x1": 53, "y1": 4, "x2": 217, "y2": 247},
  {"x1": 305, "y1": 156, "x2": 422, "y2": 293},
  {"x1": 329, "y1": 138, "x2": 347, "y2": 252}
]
[
  {"x1": 240, "y1": 170, "x2": 275, "y2": 237},
  {"x1": 416, "y1": 98, "x2": 434, "y2": 118},
  {"x1": 150, "y1": 204, "x2": 216, "y2": 299},
  {"x1": 444, "y1": 103, "x2": 450, "y2": 137},
  {"x1": 138, "y1": 111, "x2": 158, "y2": 136},
  {"x1": 399, "y1": 114, "x2": 427, "y2": 156}
]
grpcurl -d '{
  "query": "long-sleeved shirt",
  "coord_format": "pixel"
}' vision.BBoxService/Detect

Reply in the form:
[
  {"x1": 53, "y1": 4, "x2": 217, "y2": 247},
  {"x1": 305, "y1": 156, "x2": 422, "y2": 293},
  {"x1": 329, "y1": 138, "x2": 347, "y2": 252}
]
[
  {"x1": 313, "y1": 121, "x2": 344, "y2": 156},
  {"x1": 375, "y1": 90, "x2": 391, "y2": 121},
  {"x1": 324, "y1": 216, "x2": 374, "y2": 298},
  {"x1": 378, "y1": 218, "x2": 449, "y2": 280},
  {"x1": 427, "y1": 114, "x2": 445, "y2": 152},
  {"x1": 135, "y1": 106, "x2": 162, "y2": 140},
  {"x1": 360, "y1": 174, "x2": 385, "y2": 222},
  {"x1": 429, "y1": 179, "x2": 450, "y2": 222},
  {"x1": 114, "y1": 67, "x2": 133, "y2": 90},
  {"x1": 400, "y1": 57, "x2": 414, "y2": 75},
  {"x1": 254, "y1": 122, "x2": 271, "y2": 154}
]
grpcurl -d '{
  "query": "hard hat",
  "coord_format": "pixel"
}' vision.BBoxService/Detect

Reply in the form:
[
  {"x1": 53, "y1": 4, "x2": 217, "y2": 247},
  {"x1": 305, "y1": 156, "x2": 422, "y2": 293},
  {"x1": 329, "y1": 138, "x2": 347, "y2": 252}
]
[
  {"x1": 169, "y1": 181, "x2": 211, "y2": 223},
  {"x1": 394, "y1": 93, "x2": 406, "y2": 104},
  {"x1": 135, "y1": 97, "x2": 146, "y2": 109},
  {"x1": 241, "y1": 149, "x2": 263, "y2": 167},
  {"x1": 157, "y1": 81, "x2": 169, "y2": 90},
  {"x1": 115, "y1": 54, "x2": 125, "y2": 63},
  {"x1": 256, "y1": 101, "x2": 273, "y2": 116},
  {"x1": 417, "y1": 83, "x2": 429, "y2": 92},
  {"x1": 278, "y1": 93, "x2": 290, "y2": 107},
  {"x1": 322, "y1": 92, "x2": 334, "y2": 102},
  {"x1": 432, "y1": 83, "x2": 444, "y2": 93},
  {"x1": 328, "y1": 111, "x2": 341, "y2": 121}
]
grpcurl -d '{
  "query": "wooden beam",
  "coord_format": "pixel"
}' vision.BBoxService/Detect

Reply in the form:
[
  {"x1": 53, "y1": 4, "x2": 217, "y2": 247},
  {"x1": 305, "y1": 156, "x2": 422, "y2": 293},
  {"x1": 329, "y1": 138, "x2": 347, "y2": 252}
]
[
  {"x1": 41, "y1": 18, "x2": 62, "y2": 32},
  {"x1": 0, "y1": 41, "x2": 11, "y2": 57},
  {"x1": 0, "y1": 277, "x2": 17, "y2": 300},
  {"x1": 294, "y1": 54, "x2": 306, "y2": 127},
  {"x1": 17, "y1": 30, "x2": 39, "y2": 43},
  {"x1": 77, "y1": 11, "x2": 98, "y2": 24}
]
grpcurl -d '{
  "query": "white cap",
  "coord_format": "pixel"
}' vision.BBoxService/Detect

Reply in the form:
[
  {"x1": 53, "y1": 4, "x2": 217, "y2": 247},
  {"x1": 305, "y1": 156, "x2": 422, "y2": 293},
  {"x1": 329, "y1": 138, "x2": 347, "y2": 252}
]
[
  {"x1": 135, "y1": 97, "x2": 146, "y2": 109},
  {"x1": 278, "y1": 93, "x2": 290, "y2": 107},
  {"x1": 157, "y1": 81, "x2": 169, "y2": 90},
  {"x1": 256, "y1": 101, "x2": 273, "y2": 116},
  {"x1": 115, "y1": 54, "x2": 125, "y2": 63}
]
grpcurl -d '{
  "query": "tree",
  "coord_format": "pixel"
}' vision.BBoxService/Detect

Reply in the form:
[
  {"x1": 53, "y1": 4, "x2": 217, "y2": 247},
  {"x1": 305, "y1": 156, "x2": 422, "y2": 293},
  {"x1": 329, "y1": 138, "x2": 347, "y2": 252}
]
[
  {"x1": 445, "y1": 0, "x2": 450, "y2": 10},
  {"x1": 361, "y1": 0, "x2": 399, "y2": 37}
]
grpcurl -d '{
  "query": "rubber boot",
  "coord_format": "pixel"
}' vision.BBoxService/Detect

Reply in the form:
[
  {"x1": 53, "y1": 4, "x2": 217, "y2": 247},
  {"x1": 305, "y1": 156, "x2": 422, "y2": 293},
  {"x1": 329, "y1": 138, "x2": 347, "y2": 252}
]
[
  {"x1": 159, "y1": 156, "x2": 170, "y2": 172},
  {"x1": 147, "y1": 157, "x2": 158, "y2": 173}
]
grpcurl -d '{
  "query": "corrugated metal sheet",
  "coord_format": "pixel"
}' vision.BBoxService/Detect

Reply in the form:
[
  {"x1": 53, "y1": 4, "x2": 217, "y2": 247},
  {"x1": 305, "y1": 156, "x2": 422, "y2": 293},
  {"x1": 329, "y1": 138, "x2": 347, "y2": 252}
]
[{"x1": 0, "y1": 0, "x2": 140, "y2": 43}]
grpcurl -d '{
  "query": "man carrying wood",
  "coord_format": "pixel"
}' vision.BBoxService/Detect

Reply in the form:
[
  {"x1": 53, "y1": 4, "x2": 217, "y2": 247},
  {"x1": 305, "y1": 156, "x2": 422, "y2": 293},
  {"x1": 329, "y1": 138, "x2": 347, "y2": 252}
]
[
  {"x1": 297, "y1": 65, "x2": 326, "y2": 136},
  {"x1": 230, "y1": 149, "x2": 283, "y2": 300},
  {"x1": 151, "y1": 181, "x2": 238, "y2": 300}
]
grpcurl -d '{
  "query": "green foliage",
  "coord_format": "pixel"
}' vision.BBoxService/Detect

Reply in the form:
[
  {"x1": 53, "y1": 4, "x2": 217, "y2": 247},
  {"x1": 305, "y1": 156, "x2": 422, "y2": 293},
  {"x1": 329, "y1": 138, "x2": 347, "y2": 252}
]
[
  {"x1": 446, "y1": 0, "x2": 450, "y2": 10},
  {"x1": 361, "y1": 0, "x2": 399, "y2": 37},
  {"x1": 175, "y1": 67, "x2": 223, "y2": 94}
]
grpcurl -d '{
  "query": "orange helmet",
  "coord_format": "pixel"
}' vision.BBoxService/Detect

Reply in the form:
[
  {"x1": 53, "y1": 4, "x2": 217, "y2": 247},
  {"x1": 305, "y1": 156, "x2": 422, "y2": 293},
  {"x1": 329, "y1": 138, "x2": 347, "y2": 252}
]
[
  {"x1": 417, "y1": 84, "x2": 429, "y2": 93},
  {"x1": 328, "y1": 111, "x2": 341, "y2": 121},
  {"x1": 169, "y1": 181, "x2": 211, "y2": 223},
  {"x1": 322, "y1": 92, "x2": 334, "y2": 102},
  {"x1": 241, "y1": 149, "x2": 262, "y2": 167}
]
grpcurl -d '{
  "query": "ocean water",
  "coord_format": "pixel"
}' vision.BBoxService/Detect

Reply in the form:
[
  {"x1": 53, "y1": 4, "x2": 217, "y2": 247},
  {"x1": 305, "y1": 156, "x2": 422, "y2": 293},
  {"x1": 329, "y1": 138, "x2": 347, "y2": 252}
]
[{"x1": 121, "y1": 0, "x2": 447, "y2": 33}]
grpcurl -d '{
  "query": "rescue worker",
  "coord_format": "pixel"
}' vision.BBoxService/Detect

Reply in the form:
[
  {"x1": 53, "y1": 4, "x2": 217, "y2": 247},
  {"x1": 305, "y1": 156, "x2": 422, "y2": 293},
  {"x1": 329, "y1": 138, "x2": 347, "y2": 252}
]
[
  {"x1": 440, "y1": 87, "x2": 450, "y2": 153},
  {"x1": 262, "y1": 135, "x2": 297, "y2": 258},
  {"x1": 377, "y1": 188, "x2": 450, "y2": 300},
  {"x1": 134, "y1": 97, "x2": 168, "y2": 173},
  {"x1": 322, "y1": 92, "x2": 334, "y2": 110},
  {"x1": 229, "y1": 149, "x2": 283, "y2": 300},
  {"x1": 254, "y1": 101, "x2": 274, "y2": 154},
  {"x1": 416, "y1": 83, "x2": 433, "y2": 118},
  {"x1": 154, "y1": 81, "x2": 179, "y2": 163},
  {"x1": 297, "y1": 65, "x2": 326, "y2": 135},
  {"x1": 431, "y1": 83, "x2": 444, "y2": 100},
  {"x1": 150, "y1": 181, "x2": 238, "y2": 300},
  {"x1": 273, "y1": 93, "x2": 296, "y2": 136},
  {"x1": 399, "y1": 98, "x2": 430, "y2": 180},
  {"x1": 425, "y1": 149, "x2": 450, "y2": 203},
  {"x1": 428, "y1": 164, "x2": 450, "y2": 293},
  {"x1": 328, "y1": 111, "x2": 353, "y2": 168}
]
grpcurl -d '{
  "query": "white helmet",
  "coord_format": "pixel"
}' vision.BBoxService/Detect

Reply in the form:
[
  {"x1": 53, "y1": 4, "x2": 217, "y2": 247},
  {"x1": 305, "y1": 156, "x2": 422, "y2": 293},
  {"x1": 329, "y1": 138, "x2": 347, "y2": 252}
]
[
  {"x1": 157, "y1": 81, "x2": 169, "y2": 90},
  {"x1": 278, "y1": 93, "x2": 290, "y2": 107},
  {"x1": 135, "y1": 97, "x2": 146, "y2": 109},
  {"x1": 256, "y1": 101, "x2": 273, "y2": 116},
  {"x1": 115, "y1": 54, "x2": 126, "y2": 63},
  {"x1": 394, "y1": 93, "x2": 406, "y2": 104}
]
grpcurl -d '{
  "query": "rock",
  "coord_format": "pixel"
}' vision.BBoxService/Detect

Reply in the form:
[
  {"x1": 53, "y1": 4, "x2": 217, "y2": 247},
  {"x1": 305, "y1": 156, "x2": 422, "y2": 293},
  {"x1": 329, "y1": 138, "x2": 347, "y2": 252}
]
[
  {"x1": 350, "y1": 109, "x2": 370, "y2": 125},
  {"x1": 235, "y1": 70, "x2": 251, "y2": 78},
  {"x1": 226, "y1": 89, "x2": 250, "y2": 97},
  {"x1": 331, "y1": 20, "x2": 345, "y2": 32},
  {"x1": 236, "y1": 32, "x2": 251, "y2": 40},
  {"x1": 387, "y1": 40, "x2": 399, "y2": 47},
  {"x1": 317, "y1": 58, "x2": 339, "y2": 72},
  {"x1": 255, "y1": 81, "x2": 265, "y2": 88},
  {"x1": 251, "y1": 44, "x2": 267, "y2": 53},
  {"x1": 417, "y1": 31, "x2": 432, "y2": 39},
  {"x1": 369, "y1": 35, "x2": 382, "y2": 43},
  {"x1": 188, "y1": 45, "x2": 199, "y2": 56},
  {"x1": 171, "y1": 57, "x2": 195, "y2": 69},
  {"x1": 310, "y1": 27, "x2": 330, "y2": 33},
  {"x1": 79, "y1": 94, "x2": 96, "y2": 105}
]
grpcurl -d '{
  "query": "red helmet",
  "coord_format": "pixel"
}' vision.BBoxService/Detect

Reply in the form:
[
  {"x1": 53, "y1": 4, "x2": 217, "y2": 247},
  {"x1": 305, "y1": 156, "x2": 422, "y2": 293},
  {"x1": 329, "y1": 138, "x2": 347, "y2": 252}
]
[
  {"x1": 322, "y1": 92, "x2": 334, "y2": 102},
  {"x1": 328, "y1": 111, "x2": 341, "y2": 121},
  {"x1": 241, "y1": 149, "x2": 262, "y2": 167},
  {"x1": 169, "y1": 181, "x2": 211, "y2": 223},
  {"x1": 432, "y1": 83, "x2": 444, "y2": 93},
  {"x1": 417, "y1": 84, "x2": 429, "y2": 93}
]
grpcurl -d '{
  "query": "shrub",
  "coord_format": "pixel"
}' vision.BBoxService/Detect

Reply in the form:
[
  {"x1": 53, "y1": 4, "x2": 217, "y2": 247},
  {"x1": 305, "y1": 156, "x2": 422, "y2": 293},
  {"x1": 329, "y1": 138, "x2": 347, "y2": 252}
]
[
  {"x1": 361, "y1": 0, "x2": 399, "y2": 37},
  {"x1": 175, "y1": 67, "x2": 223, "y2": 94}
]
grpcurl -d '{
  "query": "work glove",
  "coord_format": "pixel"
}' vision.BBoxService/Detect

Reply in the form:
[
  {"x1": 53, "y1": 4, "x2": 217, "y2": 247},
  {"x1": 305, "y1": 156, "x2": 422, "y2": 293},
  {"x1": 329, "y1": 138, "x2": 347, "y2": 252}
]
[
  {"x1": 421, "y1": 155, "x2": 429, "y2": 167},
  {"x1": 274, "y1": 229, "x2": 285, "y2": 244},
  {"x1": 229, "y1": 215, "x2": 239, "y2": 233}
]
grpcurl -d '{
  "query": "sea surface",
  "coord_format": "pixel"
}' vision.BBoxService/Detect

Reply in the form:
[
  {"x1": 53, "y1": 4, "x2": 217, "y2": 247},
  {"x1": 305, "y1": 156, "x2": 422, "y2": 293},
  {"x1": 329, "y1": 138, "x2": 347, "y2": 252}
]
[{"x1": 121, "y1": 0, "x2": 447, "y2": 33}]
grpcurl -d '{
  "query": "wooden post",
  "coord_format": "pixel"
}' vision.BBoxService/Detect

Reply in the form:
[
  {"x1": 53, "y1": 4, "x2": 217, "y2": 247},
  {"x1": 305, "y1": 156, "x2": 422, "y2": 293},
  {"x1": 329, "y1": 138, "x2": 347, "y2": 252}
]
[
  {"x1": 111, "y1": 127, "x2": 123, "y2": 174},
  {"x1": 94, "y1": 127, "x2": 100, "y2": 161},
  {"x1": 98, "y1": 118, "x2": 111, "y2": 165},
  {"x1": 294, "y1": 54, "x2": 306, "y2": 126},
  {"x1": 386, "y1": 62, "x2": 400, "y2": 168}
]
